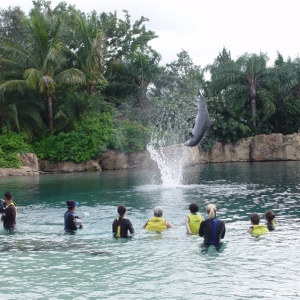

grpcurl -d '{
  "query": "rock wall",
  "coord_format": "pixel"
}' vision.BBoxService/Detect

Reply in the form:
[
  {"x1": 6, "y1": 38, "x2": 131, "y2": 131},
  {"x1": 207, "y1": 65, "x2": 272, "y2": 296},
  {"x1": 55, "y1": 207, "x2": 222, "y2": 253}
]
[{"x1": 2, "y1": 133, "x2": 300, "y2": 176}]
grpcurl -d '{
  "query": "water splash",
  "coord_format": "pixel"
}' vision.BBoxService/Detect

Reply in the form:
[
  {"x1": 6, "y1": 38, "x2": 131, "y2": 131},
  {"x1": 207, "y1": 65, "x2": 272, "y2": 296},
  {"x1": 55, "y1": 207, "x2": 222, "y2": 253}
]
[{"x1": 147, "y1": 137, "x2": 186, "y2": 187}]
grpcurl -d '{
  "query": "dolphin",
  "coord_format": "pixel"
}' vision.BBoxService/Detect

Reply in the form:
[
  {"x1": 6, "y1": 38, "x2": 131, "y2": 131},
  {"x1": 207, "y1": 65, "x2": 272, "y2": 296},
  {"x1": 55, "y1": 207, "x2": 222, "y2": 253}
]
[{"x1": 184, "y1": 91, "x2": 214, "y2": 147}]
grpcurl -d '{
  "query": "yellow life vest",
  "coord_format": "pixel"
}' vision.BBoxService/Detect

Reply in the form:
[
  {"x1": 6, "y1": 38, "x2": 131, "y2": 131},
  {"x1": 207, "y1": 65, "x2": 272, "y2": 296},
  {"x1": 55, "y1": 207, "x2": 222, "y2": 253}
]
[
  {"x1": 252, "y1": 224, "x2": 268, "y2": 235},
  {"x1": 6, "y1": 202, "x2": 17, "y2": 221},
  {"x1": 145, "y1": 217, "x2": 167, "y2": 232},
  {"x1": 115, "y1": 217, "x2": 124, "y2": 238},
  {"x1": 188, "y1": 214, "x2": 203, "y2": 234}
]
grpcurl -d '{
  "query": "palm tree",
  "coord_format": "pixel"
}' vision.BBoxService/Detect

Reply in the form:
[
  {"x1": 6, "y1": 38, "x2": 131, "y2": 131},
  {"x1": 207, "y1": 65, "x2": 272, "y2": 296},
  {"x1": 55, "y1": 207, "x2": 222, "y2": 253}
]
[
  {"x1": 210, "y1": 52, "x2": 269, "y2": 127},
  {"x1": 0, "y1": 7, "x2": 85, "y2": 133}
]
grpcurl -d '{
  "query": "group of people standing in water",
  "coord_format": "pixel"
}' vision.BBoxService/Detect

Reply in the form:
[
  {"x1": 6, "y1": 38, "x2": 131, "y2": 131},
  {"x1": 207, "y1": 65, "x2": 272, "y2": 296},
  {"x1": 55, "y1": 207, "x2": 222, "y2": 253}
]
[
  {"x1": 63, "y1": 198, "x2": 276, "y2": 250},
  {"x1": 1, "y1": 191, "x2": 276, "y2": 249}
]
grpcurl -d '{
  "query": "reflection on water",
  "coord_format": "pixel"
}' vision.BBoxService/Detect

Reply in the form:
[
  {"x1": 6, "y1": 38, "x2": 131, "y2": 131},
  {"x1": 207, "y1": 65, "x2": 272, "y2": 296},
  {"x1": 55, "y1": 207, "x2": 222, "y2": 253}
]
[{"x1": 1, "y1": 162, "x2": 300, "y2": 299}]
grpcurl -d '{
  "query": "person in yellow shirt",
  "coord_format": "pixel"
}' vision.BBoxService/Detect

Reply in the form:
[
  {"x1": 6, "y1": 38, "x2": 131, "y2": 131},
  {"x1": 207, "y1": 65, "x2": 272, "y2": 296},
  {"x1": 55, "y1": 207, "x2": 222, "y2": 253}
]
[
  {"x1": 247, "y1": 213, "x2": 268, "y2": 235},
  {"x1": 143, "y1": 206, "x2": 173, "y2": 232},
  {"x1": 185, "y1": 203, "x2": 203, "y2": 234}
]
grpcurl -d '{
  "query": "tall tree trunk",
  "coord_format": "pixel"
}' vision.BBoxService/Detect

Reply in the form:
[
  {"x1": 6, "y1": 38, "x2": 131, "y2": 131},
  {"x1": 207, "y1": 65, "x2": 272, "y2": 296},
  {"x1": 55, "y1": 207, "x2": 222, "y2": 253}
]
[
  {"x1": 89, "y1": 83, "x2": 96, "y2": 95},
  {"x1": 251, "y1": 98, "x2": 256, "y2": 127},
  {"x1": 47, "y1": 95, "x2": 53, "y2": 133}
]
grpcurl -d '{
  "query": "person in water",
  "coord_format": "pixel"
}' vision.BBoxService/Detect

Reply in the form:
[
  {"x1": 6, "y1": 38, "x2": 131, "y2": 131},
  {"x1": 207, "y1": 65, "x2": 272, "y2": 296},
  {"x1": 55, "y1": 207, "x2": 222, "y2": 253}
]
[
  {"x1": 247, "y1": 213, "x2": 268, "y2": 235},
  {"x1": 199, "y1": 204, "x2": 225, "y2": 249},
  {"x1": 185, "y1": 203, "x2": 203, "y2": 234},
  {"x1": 265, "y1": 210, "x2": 276, "y2": 231},
  {"x1": 64, "y1": 200, "x2": 83, "y2": 233},
  {"x1": 1, "y1": 191, "x2": 17, "y2": 232},
  {"x1": 112, "y1": 205, "x2": 135, "y2": 238},
  {"x1": 143, "y1": 206, "x2": 173, "y2": 232}
]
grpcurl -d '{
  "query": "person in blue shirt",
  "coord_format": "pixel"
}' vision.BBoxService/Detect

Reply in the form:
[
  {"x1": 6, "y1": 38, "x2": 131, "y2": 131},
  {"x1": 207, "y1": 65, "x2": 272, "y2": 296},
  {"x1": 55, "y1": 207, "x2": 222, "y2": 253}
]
[
  {"x1": 64, "y1": 200, "x2": 83, "y2": 233},
  {"x1": 199, "y1": 204, "x2": 225, "y2": 250}
]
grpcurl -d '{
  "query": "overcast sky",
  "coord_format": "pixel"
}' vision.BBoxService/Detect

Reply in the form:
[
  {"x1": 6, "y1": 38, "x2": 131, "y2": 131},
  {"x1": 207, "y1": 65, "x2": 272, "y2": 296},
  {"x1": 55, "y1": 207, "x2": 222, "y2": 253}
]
[{"x1": 4, "y1": 0, "x2": 300, "y2": 68}]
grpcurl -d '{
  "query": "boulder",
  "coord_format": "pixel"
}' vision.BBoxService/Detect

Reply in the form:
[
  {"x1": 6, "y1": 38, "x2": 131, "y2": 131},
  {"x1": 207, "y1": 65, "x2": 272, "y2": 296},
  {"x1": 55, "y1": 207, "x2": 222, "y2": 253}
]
[{"x1": 39, "y1": 159, "x2": 101, "y2": 173}]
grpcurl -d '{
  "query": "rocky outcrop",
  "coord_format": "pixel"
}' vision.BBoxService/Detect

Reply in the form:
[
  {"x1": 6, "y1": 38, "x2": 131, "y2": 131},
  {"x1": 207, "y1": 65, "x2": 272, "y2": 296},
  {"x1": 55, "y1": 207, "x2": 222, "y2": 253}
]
[
  {"x1": 2, "y1": 133, "x2": 300, "y2": 176},
  {"x1": 0, "y1": 153, "x2": 39, "y2": 177},
  {"x1": 99, "y1": 144, "x2": 201, "y2": 170},
  {"x1": 39, "y1": 159, "x2": 101, "y2": 173}
]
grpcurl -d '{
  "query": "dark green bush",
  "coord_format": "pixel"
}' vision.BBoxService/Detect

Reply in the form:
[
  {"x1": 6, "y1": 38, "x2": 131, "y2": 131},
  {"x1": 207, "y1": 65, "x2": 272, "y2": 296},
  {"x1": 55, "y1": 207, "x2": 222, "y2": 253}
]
[
  {"x1": 0, "y1": 131, "x2": 32, "y2": 168},
  {"x1": 109, "y1": 120, "x2": 151, "y2": 153},
  {"x1": 33, "y1": 113, "x2": 113, "y2": 163}
]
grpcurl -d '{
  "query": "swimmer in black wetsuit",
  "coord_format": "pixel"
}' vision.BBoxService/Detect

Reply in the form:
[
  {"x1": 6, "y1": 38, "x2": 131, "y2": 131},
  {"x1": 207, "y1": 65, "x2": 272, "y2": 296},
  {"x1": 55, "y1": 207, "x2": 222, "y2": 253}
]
[
  {"x1": 112, "y1": 205, "x2": 135, "y2": 238},
  {"x1": 64, "y1": 200, "x2": 83, "y2": 233},
  {"x1": 199, "y1": 204, "x2": 225, "y2": 250},
  {"x1": 1, "y1": 191, "x2": 17, "y2": 232},
  {"x1": 265, "y1": 210, "x2": 276, "y2": 231}
]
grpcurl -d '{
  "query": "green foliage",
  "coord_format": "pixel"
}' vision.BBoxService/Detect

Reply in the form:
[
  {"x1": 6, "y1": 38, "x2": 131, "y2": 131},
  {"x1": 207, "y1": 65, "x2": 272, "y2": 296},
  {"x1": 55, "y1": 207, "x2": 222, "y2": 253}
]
[
  {"x1": 0, "y1": 131, "x2": 32, "y2": 168},
  {"x1": 33, "y1": 113, "x2": 113, "y2": 163},
  {"x1": 109, "y1": 119, "x2": 151, "y2": 153}
]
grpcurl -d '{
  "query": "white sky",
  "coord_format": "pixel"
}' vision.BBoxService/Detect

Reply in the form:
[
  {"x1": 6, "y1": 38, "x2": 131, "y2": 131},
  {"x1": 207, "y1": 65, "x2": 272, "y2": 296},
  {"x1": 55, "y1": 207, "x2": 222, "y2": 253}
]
[{"x1": 3, "y1": 0, "x2": 300, "y2": 68}]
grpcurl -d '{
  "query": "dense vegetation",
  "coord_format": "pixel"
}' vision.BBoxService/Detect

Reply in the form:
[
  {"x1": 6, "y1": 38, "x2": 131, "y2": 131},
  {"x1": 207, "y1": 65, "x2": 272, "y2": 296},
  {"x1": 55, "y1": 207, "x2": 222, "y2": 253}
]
[{"x1": 1, "y1": 1, "x2": 300, "y2": 168}]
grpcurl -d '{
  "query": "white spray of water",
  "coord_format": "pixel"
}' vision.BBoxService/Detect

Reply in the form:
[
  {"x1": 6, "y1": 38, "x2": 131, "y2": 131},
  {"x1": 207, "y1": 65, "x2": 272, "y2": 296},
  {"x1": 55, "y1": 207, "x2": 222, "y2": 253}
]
[{"x1": 147, "y1": 137, "x2": 187, "y2": 188}]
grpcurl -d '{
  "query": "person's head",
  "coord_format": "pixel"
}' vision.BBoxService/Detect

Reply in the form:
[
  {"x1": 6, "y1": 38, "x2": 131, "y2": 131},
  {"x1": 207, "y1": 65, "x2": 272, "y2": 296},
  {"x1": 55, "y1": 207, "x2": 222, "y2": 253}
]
[
  {"x1": 206, "y1": 204, "x2": 216, "y2": 219},
  {"x1": 265, "y1": 210, "x2": 275, "y2": 222},
  {"x1": 154, "y1": 206, "x2": 163, "y2": 217},
  {"x1": 189, "y1": 203, "x2": 199, "y2": 214},
  {"x1": 4, "y1": 191, "x2": 13, "y2": 203},
  {"x1": 66, "y1": 200, "x2": 79, "y2": 211},
  {"x1": 117, "y1": 205, "x2": 127, "y2": 217},
  {"x1": 250, "y1": 213, "x2": 260, "y2": 225},
  {"x1": 4, "y1": 191, "x2": 13, "y2": 200}
]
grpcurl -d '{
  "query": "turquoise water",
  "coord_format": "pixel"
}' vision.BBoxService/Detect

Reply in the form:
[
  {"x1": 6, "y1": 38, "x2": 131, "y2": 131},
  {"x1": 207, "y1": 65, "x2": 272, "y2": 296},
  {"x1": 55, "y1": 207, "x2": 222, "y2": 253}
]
[{"x1": 1, "y1": 161, "x2": 300, "y2": 299}]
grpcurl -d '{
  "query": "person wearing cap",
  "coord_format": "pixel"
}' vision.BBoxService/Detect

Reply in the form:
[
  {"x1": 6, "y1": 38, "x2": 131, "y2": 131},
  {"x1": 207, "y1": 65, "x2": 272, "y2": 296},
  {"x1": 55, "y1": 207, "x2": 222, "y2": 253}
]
[
  {"x1": 64, "y1": 200, "x2": 83, "y2": 233},
  {"x1": 199, "y1": 204, "x2": 225, "y2": 250},
  {"x1": 1, "y1": 191, "x2": 17, "y2": 232}
]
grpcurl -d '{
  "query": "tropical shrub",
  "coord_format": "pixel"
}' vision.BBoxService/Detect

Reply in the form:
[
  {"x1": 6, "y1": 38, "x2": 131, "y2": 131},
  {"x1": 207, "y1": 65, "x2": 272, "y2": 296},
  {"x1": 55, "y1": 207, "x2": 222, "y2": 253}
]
[
  {"x1": 0, "y1": 131, "x2": 32, "y2": 168},
  {"x1": 109, "y1": 120, "x2": 151, "y2": 153},
  {"x1": 33, "y1": 113, "x2": 113, "y2": 163}
]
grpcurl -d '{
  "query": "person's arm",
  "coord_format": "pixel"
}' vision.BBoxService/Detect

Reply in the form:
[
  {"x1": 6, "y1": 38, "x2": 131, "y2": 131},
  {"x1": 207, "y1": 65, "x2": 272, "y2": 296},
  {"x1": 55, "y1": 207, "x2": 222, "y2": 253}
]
[
  {"x1": 185, "y1": 216, "x2": 192, "y2": 234},
  {"x1": 128, "y1": 220, "x2": 135, "y2": 234},
  {"x1": 1, "y1": 206, "x2": 14, "y2": 222},
  {"x1": 199, "y1": 219, "x2": 206, "y2": 237},
  {"x1": 221, "y1": 223, "x2": 226, "y2": 239},
  {"x1": 247, "y1": 226, "x2": 253, "y2": 233},
  {"x1": 142, "y1": 221, "x2": 148, "y2": 228},
  {"x1": 166, "y1": 221, "x2": 173, "y2": 228}
]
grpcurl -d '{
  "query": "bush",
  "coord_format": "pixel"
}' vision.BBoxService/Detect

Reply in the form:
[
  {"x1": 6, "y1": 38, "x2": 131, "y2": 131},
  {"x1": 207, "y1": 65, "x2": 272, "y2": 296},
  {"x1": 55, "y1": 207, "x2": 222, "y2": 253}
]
[
  {"x1": 109, "y1": 120, "x2": 151, "y2": 153},
  {"x1": 33, "y1": 113, "x2": 113, "y2": 163},
  {"x1": 0, "y1": 131, "x2": 32, "y2": 168}
]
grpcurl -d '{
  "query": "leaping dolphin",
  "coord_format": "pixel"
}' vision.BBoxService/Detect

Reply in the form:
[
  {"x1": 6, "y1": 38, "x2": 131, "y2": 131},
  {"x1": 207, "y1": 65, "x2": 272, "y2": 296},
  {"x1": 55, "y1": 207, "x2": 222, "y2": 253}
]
[{"x1": 184, "y1": 91, "x2": 214, "y2": 147}]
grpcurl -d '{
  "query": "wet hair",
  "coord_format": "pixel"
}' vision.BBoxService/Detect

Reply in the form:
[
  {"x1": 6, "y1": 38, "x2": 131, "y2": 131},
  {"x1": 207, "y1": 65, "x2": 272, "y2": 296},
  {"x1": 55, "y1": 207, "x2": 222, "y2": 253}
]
[
  {"x1": 189, "y1": 203, "x2": 199, "y2": 213},
  {"x1": 117, "y1": 205, "x2": 126, "y2": 217},
  {"x1": 250, "y1": 213, "x2": 260, "y2": 225},
  {"x1": 265, "y1": 210, "x2": 275, "y2": 222},
  {"x1": 206, "y1": 204, "x2": 216, "y2": 219},
  {"x1": 4, "y1": 191, "x2": 13, "y2": 200},
  {"x1": 154, "y1": 206, "x2": 163, "y2": 217}
]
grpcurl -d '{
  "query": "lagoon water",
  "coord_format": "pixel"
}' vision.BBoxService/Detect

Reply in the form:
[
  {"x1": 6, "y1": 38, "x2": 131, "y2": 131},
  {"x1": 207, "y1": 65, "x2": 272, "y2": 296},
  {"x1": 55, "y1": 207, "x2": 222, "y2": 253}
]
[{"x1": 1, "y1": 161, "x2": 300, "y2": 299}]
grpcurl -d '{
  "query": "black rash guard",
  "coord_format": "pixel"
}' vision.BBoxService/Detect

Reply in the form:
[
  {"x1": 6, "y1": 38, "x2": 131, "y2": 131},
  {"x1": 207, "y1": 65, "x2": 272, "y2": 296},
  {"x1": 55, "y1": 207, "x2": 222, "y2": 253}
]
[
  {"x1": 199, "y1": 218, "x2": 226, "y2": 247},
  {"x1": 1, "y1": 203, "x2": 17, "y2": 230},
  {"x1": 112, "y1": 217, "x2": 135, "y2": 238},
  {"x1": 64, "y1": 211, "x2": 79, "y2": 232}
]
